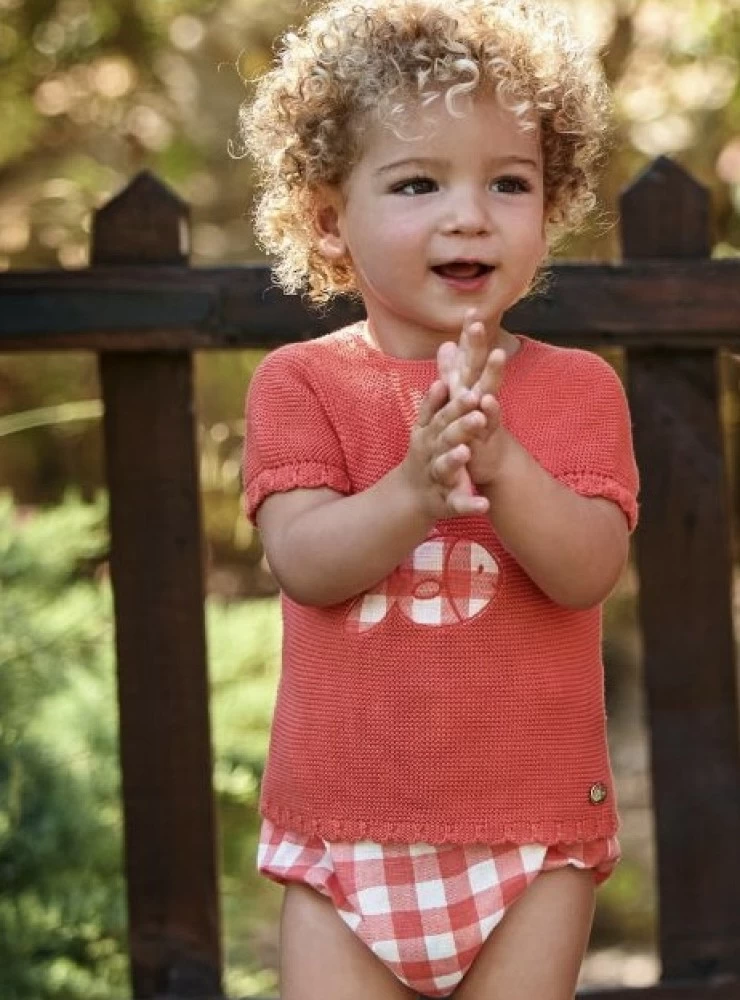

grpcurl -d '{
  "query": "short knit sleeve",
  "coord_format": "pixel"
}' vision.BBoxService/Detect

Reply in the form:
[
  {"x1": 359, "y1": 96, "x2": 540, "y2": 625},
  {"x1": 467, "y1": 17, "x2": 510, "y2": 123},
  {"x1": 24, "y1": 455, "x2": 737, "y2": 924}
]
[
  {"x1": 243, "y1": 345, "x2": 351, "y2": 524},
  {"x1": 545, "y1": 350, "x2": 639, "y2": 532}
]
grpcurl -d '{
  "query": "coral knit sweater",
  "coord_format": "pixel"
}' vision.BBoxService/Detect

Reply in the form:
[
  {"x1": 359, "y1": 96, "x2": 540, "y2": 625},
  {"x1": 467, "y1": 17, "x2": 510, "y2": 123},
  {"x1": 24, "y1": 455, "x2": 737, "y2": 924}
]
[{"x1": 244, "y1": 324, "x2": 639, "y2": 845}]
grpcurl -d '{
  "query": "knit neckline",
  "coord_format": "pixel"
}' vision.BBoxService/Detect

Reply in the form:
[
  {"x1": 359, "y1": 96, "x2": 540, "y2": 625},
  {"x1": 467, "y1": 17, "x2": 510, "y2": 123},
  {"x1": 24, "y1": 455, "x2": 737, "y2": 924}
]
[{"x1": 344, "y1": 321, "x2": 534, "y2": 391}]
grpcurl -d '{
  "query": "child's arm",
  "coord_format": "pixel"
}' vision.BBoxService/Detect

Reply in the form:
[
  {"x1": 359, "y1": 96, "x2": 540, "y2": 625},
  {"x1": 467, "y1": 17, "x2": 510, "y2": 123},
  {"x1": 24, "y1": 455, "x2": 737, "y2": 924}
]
[
  {"x1": 439, "y1": 314, "x2": 631, "y2": 611},
  {"x1": 256, "y1": 381, "x2": 489, "y2": 607},
  {"x1": 476, "y1": 436, "x2": 629, "y2": 610}
]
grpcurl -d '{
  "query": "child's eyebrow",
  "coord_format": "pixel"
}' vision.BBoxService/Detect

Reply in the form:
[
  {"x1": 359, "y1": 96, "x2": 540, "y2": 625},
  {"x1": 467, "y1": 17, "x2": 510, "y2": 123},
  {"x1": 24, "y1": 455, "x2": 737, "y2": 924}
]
[{"x1": 375, "y1": 155, "x2": 540, "y2": 175}]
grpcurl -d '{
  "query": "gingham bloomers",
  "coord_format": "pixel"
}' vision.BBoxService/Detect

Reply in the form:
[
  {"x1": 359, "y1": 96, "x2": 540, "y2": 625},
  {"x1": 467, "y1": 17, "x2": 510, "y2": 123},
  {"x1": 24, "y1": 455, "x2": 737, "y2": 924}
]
[{"x1": 258, "y1": 818, "x2": 621, "y2": 997}]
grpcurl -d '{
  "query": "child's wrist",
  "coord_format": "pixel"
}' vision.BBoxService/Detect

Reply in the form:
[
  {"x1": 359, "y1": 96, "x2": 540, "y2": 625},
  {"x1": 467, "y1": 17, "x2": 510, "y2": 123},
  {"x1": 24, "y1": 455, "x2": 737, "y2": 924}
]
[
  {"x1": 393, "y1": 461, "x2": 439, "y2": 527},
  {"x1": 472, "y1": 428, "x2": 519, "y2": 492}
]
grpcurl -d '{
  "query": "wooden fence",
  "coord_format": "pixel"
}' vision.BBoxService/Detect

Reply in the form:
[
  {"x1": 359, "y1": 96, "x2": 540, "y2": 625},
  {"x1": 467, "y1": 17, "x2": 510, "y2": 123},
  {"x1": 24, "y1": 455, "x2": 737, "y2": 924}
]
[{"x1": 1, "y1": 156, "x2": 739, "y2": 1000}]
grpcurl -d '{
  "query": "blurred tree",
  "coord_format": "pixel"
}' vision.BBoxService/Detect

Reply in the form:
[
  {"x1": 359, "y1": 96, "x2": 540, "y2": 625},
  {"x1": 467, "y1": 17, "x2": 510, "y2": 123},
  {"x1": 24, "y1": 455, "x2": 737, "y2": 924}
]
[
  {"x1": 0, "y1": 0, "x2": 739, "y2": 507},
  {"x1": 0, "y1": 0, "x2": 739, "y2": 509},
  {"x1": 0, "y1": 493, "x2": 127, "y2": 999},
  {"x1": 0, "y1": 0, "x2": 738, "y2": 271},
  {"x1": 0, "y1": 491, "x2": 283, "y2": 998}
]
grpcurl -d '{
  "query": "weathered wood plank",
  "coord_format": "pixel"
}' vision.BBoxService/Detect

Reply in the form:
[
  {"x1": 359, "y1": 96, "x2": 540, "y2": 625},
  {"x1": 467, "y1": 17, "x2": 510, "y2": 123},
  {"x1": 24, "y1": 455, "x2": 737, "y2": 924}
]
[
  {"x1": 577, "y1": 986, "x2": 740, "y2": 1000},
  {"x1": 2, "y1": 259, "x2": 740, "y2": 350},
  {"x1": 110, "y1": 977, "x2": 740, "y2": 999},
  {"x1": 580, "y1": 985, "x2": 739, "y2": 1000},
  {"x1": 95, "y1": 176, "x2": 223, "y2": 997},
  {"x1": 576, "y1": 985, "x2": 740, "y2": 1000},
  {"x1": 622, "y1": 158, "x2": 740, "y2": 980},
  {"x1": 446, "y1": 986, "x2": 740, "y2": 1000}
]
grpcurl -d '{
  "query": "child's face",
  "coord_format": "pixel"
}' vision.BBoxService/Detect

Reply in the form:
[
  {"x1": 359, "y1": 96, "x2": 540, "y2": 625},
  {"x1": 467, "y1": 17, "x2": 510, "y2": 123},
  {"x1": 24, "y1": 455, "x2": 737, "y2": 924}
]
[{"x1": 316, "y1": 93, "x2": 547, "y2": 358}]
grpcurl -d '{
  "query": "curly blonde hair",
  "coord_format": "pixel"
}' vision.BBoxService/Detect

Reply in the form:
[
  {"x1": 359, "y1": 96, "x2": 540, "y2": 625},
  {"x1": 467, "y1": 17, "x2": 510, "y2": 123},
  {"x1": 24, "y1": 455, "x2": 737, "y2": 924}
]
[{"x1": 237, "y1": 0, "x2": 612, "y2": 303}]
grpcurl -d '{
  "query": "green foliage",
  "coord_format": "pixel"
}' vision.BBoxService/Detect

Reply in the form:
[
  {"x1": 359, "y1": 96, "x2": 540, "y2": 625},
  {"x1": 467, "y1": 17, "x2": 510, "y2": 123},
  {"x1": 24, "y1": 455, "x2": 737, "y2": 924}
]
[
  {"x1": 1, "y1": 0, "x2": 739, "y2": 272},
  {"x1": 593, "y1": 858, "x2": 656, "y2": 948},
  {"x1": 0, "y1": 492, "x2": 283, "y2": 999},
  {"x1": 0, "y1": 492, "x2": 126, "y2": 1000},
  {"x1": 206, "y1": 597, "x2": 282, "y2": 999}
]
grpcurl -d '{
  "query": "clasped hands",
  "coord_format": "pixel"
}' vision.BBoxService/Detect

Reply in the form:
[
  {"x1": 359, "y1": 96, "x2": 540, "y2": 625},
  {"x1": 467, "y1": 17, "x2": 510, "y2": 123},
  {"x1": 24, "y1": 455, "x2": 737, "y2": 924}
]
[{"x1": 405, "y1": 310, "x2": 510, "y2": 519}]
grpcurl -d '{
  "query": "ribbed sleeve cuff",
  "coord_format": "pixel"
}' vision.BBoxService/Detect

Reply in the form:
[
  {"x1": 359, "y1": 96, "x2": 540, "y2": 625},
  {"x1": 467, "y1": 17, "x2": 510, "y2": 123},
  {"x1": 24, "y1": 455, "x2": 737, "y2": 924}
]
[
  {"x1": 245, "y1": 462, "x2": 352, "y2": 523},
  {"x1": 559, "y1": 471, "x2": 639, "y2": 533}
]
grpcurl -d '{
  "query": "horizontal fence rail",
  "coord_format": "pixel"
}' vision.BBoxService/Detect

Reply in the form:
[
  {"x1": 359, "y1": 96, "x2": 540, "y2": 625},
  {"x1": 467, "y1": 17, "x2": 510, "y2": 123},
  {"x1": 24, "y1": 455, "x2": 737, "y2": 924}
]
[
  {"x1": 0, "y1": 158, "x2": 739, "y2": 999},
  {"x1": 2, "y1": 259, "x2": 740, "y2": 348}
]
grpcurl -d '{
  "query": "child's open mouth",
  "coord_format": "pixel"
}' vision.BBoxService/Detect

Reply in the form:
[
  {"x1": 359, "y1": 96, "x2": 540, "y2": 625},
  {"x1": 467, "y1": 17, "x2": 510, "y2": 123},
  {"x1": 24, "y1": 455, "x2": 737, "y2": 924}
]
[{"x1": 431, "y1": 261, "x2": 495, "y2": 290}]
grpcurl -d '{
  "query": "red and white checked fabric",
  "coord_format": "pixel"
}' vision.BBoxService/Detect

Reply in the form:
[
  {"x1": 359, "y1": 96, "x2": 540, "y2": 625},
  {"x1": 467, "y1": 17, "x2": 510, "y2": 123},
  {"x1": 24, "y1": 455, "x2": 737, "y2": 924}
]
[
  {"x1": 258, "y1": 818, "x2": 620, "y2": 998},
  {"x1": 346, "y1": 536, "x2": 501, "y2": 633}
]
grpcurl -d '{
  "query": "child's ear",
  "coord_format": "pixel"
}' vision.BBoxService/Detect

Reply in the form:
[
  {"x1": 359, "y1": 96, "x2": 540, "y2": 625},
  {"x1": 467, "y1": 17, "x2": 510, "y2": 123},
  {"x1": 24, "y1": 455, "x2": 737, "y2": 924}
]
[{"x1": 312, "y1": 187, "x2": 347, "y2": 260}]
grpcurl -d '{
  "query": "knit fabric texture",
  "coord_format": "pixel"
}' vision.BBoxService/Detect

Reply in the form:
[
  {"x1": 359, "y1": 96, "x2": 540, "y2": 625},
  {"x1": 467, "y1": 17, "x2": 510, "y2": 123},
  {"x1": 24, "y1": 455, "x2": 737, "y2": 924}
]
[{"x1": 244, "y1": 323, "x2": 640, "y2": 845}]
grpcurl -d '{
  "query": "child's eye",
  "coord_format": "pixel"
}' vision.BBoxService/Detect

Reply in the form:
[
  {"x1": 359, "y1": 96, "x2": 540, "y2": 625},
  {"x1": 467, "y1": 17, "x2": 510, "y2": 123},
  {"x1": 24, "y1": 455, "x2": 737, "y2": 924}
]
[
  {"x1": 391, "y1": 176, "x2": 438, "y2": 195},
  {"x1": 491, "y1": 176, "x2": 531, "y2": 194}
]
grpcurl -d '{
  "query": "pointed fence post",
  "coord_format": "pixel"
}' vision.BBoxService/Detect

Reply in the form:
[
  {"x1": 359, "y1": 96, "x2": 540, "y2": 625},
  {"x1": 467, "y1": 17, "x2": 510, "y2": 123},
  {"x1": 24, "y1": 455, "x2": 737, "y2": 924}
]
[
  {"x1": 621, "y1": 157, "x2": 740, "y2": 980},
  {"x1": 92, "y1": 173, "x2": 223, "y2": 998}
]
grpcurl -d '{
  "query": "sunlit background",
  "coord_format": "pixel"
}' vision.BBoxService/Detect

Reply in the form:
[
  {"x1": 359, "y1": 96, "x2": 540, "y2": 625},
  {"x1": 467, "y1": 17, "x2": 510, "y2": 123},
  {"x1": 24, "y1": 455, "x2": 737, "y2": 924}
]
[{"x1": 1, "y1": 0, "x2": 740, "y2": 997}]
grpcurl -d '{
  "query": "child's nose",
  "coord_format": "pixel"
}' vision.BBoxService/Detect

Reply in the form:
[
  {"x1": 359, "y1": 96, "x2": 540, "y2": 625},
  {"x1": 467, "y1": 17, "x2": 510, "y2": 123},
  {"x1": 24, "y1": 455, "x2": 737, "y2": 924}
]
[{"x1": 442, "y1": 188, "x2": 491, "y2": 235}]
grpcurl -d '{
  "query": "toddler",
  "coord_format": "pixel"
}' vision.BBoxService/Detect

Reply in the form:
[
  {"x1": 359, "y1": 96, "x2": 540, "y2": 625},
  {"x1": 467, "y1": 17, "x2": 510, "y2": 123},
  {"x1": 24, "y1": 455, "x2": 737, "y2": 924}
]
[{"x1": 240, "y1": 1, "x2": 639, "y2": 997}]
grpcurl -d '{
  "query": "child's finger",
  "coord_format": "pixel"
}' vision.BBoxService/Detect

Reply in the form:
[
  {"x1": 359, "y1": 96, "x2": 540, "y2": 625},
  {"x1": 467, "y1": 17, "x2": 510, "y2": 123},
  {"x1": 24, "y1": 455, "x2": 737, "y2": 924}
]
[
  {"x1": 460, "y1": 312, "x2": 488, "y2": 391},
  {"x1": 431, "y1": 387, "x2": 480, "y2": 436},
  {"x1": 475, "y1": 346, "x2": 507, "y2": 398},
  {"x1": 416, "y1": 379, "x2": 449, "y2": 428},
  {"x1": 448, "y1": 488, "x2": 489, "y2": 516},
  {"x1": 437, "y1": 408, "x2": 487, "y2": 450},
  {"x1": 470, "y1": 394, "x2": 501, "y2": 444},
  {"x1": 479, "y1": 393, "x2": 501, "y2": 431},
  {"x1": 437, "y1": 341, "x2": 460, "y2": 393},
  {"x1": 431, "y1": 443, "x2": 470, "y2": 487}
]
